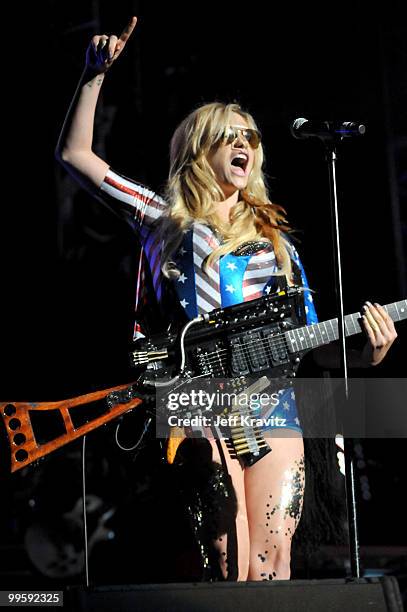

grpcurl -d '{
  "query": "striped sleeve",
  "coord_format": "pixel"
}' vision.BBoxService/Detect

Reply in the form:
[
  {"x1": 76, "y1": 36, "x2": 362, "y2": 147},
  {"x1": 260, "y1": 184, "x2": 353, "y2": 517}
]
[{"x1": 99, "y1": 168, "x2": 168, "y2": 228}]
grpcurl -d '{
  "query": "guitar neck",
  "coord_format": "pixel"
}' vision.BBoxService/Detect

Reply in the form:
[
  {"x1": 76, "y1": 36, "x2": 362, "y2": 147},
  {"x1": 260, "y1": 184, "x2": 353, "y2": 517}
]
[{"x1": 285, "y1": 299, "x2": 407, "y2": 353}]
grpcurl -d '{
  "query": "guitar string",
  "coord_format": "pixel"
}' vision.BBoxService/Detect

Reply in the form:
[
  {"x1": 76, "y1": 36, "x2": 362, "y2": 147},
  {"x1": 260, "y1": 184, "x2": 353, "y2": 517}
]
[
  {"x1": 140, "y1": 304, "x2": 402, "y2": 373},
  {"x1": 195, "y1": 306, "x2": 400, "y2": 359},
  {"x1": 194, "y1": 317, "x2": 354, "y2": 363},
  {"x1": 194, "y1": 326, "x2": 329, "y2": 363},
  {"x1": 175, "y1": 306, "x2": 398, "y2": 443},
  {"x1": 177, "y1": 301, "x2": 402, "y2": 373},
  {"x1": 193, "y1": 325, "x2": 340, "y2": 373},
  {"x1": 194, "y1": 313, "x2": 366, "y2": 368},
  {"x1": 163, "y1": 300, "x2": 402, "y2": 445},
  {"x1": 194, "y1": 329, "x2": 326, "y2": 369},
  {"x1": 138, "y1": 304, "x2": 400, "y2": 367},
  {"x1": 205, "y1": 329, "x2": 295, "y2": 358},
  {"x1": 200, "y1": 339, "x2": 296, "y2": 369},
  {"x1": 203, "y1": 310, "x2": 376, "y2": 370},
  {"x1": 144, "y1": 303, "x2": 399, "y2": 369},
  {"x1": 164, "y1": 302, "x2": 404, "y2": 451}
]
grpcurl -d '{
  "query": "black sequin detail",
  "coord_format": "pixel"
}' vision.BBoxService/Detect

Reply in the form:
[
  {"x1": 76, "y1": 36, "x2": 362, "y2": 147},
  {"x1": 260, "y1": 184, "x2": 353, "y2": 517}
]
[{"x1": 231, "y1": 241, "x2": 270, "y2": 256}]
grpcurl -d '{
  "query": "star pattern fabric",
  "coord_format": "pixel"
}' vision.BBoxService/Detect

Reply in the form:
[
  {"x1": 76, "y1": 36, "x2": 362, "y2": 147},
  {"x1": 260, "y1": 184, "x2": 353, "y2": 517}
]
[
  {"x1": 99, "y1": 169, "x2": 320, "y2": 434},
  {"x1": 172, "y1": 229, "x2": 198, "y2": 320},
  {"x1": 260, "y1": 387, "x2": 303, "y2": 434},
  {"x1": 219, "y1": 253, "x2": 250, "y2": 306}
]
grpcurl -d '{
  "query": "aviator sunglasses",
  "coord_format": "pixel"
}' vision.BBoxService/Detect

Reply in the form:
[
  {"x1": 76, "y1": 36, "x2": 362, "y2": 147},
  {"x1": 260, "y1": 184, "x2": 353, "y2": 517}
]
[{"x1": 222, "y1": 125, "x2": 262, "y2": 149}]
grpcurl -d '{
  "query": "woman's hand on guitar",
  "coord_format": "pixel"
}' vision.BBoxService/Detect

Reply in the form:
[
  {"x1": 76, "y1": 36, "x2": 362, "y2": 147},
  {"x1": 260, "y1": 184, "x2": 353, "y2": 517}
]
[
  {"x1": 85, "y1": 16, "x2": 138, "y2": 74},
  {"x1": 360, "y1": 301, "x2": 397, "y2": 366}
]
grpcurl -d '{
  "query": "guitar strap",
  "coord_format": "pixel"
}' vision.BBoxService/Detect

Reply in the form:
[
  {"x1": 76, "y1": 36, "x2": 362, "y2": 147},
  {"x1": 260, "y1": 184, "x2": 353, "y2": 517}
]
[
  {"x1": 132, "y1": 249, "x2": 187, "y2": 339},
  {"x1": 291, "y1": 258, "x2": 308, "y2": 325}
]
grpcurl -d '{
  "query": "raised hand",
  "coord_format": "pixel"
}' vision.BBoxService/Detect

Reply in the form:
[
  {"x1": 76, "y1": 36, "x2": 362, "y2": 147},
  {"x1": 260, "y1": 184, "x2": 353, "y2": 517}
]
[{"x1": 85, "y1": 16, "x2": 138, "y2": 73}]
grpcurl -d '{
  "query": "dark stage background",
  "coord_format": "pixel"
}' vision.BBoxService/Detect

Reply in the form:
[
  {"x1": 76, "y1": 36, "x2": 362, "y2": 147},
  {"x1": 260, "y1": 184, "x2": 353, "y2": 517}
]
[{"x1": 1, "y1": 0, "x2": 406, "y2": 599}]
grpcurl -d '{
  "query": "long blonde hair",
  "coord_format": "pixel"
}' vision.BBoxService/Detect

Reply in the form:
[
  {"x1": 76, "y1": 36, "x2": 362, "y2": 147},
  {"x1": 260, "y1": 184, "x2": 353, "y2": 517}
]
[{"x1": 160, "y1": 102, "x2": 292, "y2": 278}]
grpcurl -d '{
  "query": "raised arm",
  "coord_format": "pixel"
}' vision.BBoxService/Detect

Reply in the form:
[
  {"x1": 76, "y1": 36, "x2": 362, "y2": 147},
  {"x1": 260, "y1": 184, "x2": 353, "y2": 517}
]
[{"x1": 55, "y1": 17, "x2": 138, "y2": 190}]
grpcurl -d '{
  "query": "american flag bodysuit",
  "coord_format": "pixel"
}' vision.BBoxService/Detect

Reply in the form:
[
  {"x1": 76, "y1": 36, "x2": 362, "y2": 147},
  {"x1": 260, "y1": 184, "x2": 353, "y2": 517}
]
[{"x1": 100, "y1": 168, "x2": 318, "y2": 432}]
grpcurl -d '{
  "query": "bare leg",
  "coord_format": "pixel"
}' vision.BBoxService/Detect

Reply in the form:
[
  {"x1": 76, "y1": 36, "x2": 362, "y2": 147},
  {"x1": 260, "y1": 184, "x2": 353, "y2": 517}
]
[
  {"x1": 210, "y1": 438, "x2": 250, "y2": 580},
  {"x1": 244, "y1": 431, "x2": 305, "y2": 581}
]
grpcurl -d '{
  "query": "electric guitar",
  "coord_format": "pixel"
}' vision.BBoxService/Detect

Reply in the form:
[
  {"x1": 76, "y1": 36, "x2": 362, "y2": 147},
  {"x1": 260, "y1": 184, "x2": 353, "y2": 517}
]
[{"x1": 1, "y1": 289, "x2": 406, "y2": 473}]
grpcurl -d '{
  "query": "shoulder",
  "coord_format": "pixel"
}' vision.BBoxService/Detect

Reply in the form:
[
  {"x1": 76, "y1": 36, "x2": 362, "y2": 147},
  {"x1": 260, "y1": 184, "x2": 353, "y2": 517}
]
[{"x1": 284, "y1": 236, "x2": 302, "y2": 264}]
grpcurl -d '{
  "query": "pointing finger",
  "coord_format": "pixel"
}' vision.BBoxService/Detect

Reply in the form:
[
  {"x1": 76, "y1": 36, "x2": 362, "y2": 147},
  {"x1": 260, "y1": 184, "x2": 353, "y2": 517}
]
[{"x1": 119, "y1": 16, "x2": 138, "y2": 44}]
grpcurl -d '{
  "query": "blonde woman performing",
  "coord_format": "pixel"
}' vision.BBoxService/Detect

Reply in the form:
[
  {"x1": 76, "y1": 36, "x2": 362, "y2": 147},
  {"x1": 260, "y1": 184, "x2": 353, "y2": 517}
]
[{"x1": 56, "y1": 17, "x2": 397, "y2": 581}]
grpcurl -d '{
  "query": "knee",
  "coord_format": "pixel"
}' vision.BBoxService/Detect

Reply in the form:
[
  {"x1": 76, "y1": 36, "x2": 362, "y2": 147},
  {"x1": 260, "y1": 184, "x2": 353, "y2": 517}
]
[{"x1": 270, "y1": 549, "x2": 291, "y2": 580}]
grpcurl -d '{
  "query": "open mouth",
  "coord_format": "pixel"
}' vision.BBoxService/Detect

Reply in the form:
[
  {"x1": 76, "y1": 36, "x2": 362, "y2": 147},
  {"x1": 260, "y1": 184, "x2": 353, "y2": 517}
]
[{"x1": 231, "y1": 153, "x2": 249, "y2": 176}]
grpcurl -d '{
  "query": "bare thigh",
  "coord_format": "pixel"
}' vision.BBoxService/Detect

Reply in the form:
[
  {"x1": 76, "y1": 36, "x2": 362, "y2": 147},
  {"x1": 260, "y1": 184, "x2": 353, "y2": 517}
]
[{"x1": 244, "y1": 432, "x2": 305, "y2": 580}]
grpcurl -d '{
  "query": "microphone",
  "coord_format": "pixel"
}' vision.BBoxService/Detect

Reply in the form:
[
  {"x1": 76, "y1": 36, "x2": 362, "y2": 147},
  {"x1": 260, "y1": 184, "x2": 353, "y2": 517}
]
[{"x1": 291, "y1": 117, "x2": 366, "y2": 141}]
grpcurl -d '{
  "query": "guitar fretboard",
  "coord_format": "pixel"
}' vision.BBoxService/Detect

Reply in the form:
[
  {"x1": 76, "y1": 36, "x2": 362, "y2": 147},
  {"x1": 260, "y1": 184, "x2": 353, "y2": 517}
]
[{"x1": 285, "y1": 299, "x2": 407, "y2": 353}]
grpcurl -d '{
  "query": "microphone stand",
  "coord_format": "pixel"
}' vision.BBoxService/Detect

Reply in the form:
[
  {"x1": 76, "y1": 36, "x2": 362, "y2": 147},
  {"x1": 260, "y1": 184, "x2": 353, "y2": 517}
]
[{"x1": 324, "y1": 140, "x2": 360, "y2": 579}]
